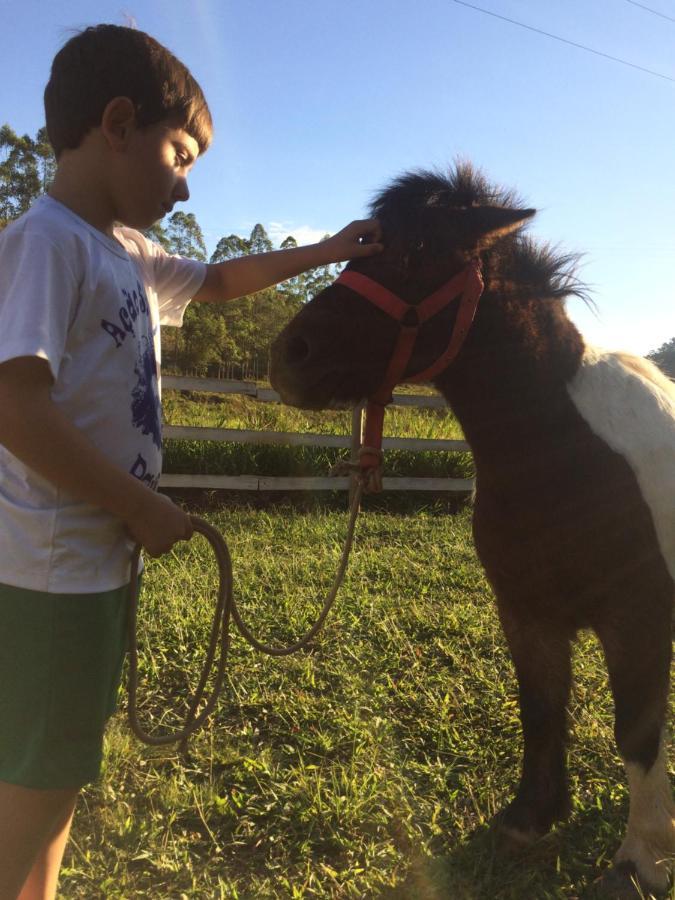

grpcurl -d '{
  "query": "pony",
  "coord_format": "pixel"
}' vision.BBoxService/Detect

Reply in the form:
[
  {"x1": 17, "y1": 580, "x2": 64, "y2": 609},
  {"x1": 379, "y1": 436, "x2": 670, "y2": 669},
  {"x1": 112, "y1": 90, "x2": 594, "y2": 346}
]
[{"x1": 269, "y1": 163, "x2": 675, "y2": 896}]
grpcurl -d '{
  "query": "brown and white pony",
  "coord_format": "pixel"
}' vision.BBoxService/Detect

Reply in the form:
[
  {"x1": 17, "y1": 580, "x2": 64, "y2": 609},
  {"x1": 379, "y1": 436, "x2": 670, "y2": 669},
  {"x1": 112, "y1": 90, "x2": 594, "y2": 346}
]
[{"x1": 270, "y1": 164, "x2": 675, "y2": 896}]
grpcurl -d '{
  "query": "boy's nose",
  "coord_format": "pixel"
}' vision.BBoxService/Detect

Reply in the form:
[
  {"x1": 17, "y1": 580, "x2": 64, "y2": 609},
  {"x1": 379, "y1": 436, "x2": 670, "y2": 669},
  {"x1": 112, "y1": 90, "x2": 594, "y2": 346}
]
[{"x1": 173, "y1": 178, "x2": 190, "y2": 203}]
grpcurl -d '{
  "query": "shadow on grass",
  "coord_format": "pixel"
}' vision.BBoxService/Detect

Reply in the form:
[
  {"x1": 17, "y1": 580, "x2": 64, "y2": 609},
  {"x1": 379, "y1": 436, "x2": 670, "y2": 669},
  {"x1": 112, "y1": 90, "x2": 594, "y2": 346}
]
[{"x1": 379, "y1": 803, "x2": 643, "y2": 900}]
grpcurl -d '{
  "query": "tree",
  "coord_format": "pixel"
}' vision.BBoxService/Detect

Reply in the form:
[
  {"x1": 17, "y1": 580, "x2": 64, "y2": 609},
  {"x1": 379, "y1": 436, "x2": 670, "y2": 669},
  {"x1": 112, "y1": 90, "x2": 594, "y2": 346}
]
[
  {"x1": 0, "y1": 124, "x2": 55, "y2": 221},
  {"x1": 248, "y1": 223, "x2": 273, "y2": 255},
  {"x1": 648, "y1": 338, "x2": 675, "y2": 378},
  {"x1": 164, "y1": 211, "x2": 207, "y2": 261},
  {"x1": 185, "y1": 223, "x2": 339, "y2": 378},
  {"x1": 34, "y1": 127, "x2": 56, "y2": 193},
  {"x1": 277, "y1": 235, "x2": 305, "y2": 304},
  {"x1": 143, "y1": 221, "x2": 172, "y2": 252},
  {"x1": 171, "y1": 222, "x2": 311, "y2": 379},
  {"x1": 210, "y1": 233, "x2": 249, "y2": 263},
  {"x1": 180, "y1": 304, "x2": 230, "y2": 373}
]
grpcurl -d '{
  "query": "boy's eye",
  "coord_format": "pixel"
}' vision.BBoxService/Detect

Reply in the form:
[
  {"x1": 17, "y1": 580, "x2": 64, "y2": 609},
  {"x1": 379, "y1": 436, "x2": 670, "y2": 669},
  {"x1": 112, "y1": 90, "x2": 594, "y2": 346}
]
[{"x1": 173, "y1": 147, "x2": 192, "y2": 168}]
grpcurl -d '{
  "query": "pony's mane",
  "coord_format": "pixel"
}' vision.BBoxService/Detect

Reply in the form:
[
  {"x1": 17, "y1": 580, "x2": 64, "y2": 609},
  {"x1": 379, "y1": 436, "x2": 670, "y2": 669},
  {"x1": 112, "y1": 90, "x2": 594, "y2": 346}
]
[
  {"x1": 370, "y1": 162, "x2": 523, "y2": 217},
  {"x1": 504, "y1": 238, "x2": 589, "y2": 303},
  {"x1": 369, "y1": 162, "x2": 590, "y2": 304}
]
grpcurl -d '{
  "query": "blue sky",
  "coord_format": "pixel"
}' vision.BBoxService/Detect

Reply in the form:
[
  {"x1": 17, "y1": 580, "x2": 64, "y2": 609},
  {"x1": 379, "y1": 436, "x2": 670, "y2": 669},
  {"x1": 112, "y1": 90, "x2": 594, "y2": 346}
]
[{"x1": 4, "y1": 0, "x2": 675, "y2": 355}]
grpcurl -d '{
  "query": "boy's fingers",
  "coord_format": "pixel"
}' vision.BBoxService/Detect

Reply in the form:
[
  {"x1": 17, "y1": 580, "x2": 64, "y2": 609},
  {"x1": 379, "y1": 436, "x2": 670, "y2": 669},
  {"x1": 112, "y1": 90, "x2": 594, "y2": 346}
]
[{"x1": 354, "y1": 218, "x2": 382, "y2": 242}]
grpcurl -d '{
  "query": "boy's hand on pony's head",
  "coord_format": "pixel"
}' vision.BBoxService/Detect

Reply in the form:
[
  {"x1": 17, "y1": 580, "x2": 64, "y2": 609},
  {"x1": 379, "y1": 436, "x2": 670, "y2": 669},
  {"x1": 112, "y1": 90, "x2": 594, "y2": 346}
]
[
  {"x1": 125, "y1": 491, "x2": 194, "y2": 558},
  {"x1": 322, "y1": 219, "x2": 384, "y2": 263}
]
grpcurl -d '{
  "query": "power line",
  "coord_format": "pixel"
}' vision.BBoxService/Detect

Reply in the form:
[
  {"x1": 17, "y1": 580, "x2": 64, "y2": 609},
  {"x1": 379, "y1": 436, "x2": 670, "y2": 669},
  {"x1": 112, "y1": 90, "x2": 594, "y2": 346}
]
[
  {"x1": 626, "y1": 0, "x2": 675, "y2": 24},
  {"x1": 451, "y1": 0, "x2": 675, "y2": 83}
]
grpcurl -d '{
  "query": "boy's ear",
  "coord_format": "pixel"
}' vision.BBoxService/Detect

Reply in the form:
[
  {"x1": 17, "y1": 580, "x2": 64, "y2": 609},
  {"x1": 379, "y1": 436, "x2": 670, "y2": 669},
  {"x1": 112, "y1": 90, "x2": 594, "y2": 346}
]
[{"x1": 101, "y1": 97, "x2": 137, "y2": 151}]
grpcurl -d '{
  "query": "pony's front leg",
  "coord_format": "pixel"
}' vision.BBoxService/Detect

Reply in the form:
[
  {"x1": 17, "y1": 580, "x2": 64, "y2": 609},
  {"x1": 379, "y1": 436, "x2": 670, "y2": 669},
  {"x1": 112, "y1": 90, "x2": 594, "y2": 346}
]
[{"x1": 496, "y1": 602, "x2": 573, "y2": 844}]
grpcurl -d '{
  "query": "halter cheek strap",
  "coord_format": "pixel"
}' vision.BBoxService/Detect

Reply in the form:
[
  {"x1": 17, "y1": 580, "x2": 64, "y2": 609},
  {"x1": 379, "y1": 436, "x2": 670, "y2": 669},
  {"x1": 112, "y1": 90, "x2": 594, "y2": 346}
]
[{"x1": 334, "y1": 259, "x2": 484, "y2": 489}]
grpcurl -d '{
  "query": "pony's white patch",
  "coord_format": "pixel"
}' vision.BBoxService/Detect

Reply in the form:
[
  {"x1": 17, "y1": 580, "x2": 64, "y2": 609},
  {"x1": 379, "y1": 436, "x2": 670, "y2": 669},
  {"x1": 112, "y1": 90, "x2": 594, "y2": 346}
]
[
  {"x1": 616, "y1": 743, "x2": 675, "y2": 891},
  {"x1": 567, "y1": 345, "x2": 675, "y2": 582}
]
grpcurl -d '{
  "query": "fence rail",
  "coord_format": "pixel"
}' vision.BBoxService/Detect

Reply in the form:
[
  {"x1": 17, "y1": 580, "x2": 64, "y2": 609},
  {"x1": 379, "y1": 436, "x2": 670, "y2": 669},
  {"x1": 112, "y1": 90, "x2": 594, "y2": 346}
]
[{"x1": 160, "y1": 375, "x2": 473, "y2": 493}]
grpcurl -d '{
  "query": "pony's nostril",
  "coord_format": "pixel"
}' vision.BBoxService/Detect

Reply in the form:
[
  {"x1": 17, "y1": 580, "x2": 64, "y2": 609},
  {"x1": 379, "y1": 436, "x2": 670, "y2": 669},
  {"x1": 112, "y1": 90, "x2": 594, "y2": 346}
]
[{"x1": 287, "y1": 335, "x2": 310, "y2": 365}]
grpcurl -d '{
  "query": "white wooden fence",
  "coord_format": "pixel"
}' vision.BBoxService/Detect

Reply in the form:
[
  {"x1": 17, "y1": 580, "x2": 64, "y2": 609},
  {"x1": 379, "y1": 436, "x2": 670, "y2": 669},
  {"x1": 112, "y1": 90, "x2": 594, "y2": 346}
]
[{"x1": 159, "y1": 375, "x2": 473, "y2": 493}]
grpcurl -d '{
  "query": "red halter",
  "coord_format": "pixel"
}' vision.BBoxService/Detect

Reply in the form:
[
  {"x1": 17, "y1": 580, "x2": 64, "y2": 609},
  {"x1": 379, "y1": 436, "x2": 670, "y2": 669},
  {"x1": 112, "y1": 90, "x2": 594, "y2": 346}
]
[{"x1": 334, "y1": 259, "x2": 484, "y2": 491}]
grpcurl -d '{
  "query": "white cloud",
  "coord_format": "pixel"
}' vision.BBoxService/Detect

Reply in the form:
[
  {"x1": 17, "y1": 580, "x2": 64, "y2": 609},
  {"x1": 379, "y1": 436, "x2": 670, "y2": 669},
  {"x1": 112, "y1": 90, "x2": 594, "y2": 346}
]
[{"x1": 266, "y1": 221, "x2": 330, "y2": 247}]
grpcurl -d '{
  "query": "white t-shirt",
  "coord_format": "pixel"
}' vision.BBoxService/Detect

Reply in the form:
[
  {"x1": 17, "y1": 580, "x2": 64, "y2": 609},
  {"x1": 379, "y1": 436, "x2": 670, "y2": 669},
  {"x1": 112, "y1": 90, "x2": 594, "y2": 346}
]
[{"x1": 0, "y1": 196, "x2": 206, "y2": 592}]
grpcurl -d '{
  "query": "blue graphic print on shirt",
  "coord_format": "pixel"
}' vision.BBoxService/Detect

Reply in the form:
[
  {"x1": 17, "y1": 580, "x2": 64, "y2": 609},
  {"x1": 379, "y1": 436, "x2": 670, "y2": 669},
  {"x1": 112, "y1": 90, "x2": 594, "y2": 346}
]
[
  {"x1": 100, "y1": 281, "x2": 149, "y2": 349},
  {"x1": 100, "y1": 279, "x2": 162, "y2": 484},
  {"x1": 132, "y1": 335, "x2": 161, "y2": 449}
]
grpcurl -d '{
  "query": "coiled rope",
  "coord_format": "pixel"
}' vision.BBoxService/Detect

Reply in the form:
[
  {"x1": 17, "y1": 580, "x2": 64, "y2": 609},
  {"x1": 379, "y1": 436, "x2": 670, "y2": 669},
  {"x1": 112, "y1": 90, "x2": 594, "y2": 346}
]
[{"x1": 126, "y1": 481, "x2": 363, "y2": 748}]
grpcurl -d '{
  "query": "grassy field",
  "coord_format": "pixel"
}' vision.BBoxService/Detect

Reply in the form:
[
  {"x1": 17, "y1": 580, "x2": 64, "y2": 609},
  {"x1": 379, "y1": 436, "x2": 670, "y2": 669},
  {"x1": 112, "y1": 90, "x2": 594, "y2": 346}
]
[
  {"x1": 58, "y1": 392, "x2": 673, "y2": 899},
  {"x1": 161, "y1": 389, "x2": 474, "y2": 481}
]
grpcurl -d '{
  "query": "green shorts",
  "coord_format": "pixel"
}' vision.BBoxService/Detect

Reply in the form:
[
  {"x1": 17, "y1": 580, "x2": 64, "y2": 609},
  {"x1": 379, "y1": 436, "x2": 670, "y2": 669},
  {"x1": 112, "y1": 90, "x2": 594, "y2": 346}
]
[{"x1": 0, "y1": 580, "x2": 131, "y2": 790}]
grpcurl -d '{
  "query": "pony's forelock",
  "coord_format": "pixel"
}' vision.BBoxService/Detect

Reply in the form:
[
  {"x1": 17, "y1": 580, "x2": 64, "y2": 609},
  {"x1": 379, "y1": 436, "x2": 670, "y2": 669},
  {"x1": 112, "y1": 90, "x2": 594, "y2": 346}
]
[{"x1": 368, "y1": 162, "x2": 590, "y2": 304}]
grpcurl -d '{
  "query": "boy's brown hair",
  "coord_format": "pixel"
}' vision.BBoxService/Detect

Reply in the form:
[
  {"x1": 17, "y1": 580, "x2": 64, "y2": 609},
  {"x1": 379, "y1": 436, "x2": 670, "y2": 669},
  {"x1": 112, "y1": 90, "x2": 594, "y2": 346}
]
[{"x1": 44, "y1": 24, "x2": 212, "y2": 159}]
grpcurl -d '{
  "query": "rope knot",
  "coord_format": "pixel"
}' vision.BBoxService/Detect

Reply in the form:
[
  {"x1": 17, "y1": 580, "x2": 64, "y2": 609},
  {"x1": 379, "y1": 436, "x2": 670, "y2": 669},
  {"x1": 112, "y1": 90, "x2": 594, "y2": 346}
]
[
  {"x1": 329, "y1": 447, "x2": 384, "y2": 493},
  {"x1": 329, "y1": 458, "x2": 359, "y2": 477},
  {"x1": 358, "y1": 446, "x2": 384, "y2": 494}
]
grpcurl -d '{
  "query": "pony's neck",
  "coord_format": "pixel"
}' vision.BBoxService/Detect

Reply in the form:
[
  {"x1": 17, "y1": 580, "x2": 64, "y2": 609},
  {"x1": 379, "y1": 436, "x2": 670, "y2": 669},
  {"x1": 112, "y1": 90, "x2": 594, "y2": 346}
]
[{"x1": 433, "y1": 293, "x2": 585, "y2": 482}]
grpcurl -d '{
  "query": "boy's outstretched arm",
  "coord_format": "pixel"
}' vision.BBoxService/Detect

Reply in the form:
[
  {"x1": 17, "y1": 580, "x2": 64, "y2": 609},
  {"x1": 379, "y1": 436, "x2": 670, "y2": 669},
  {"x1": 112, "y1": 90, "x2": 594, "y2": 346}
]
[
  {"x1": 193, "y1": 218, "x2": 383, "y2": 304},
  {"x1": 0, "y1": 356, "x2": 193, "y2": 558}
]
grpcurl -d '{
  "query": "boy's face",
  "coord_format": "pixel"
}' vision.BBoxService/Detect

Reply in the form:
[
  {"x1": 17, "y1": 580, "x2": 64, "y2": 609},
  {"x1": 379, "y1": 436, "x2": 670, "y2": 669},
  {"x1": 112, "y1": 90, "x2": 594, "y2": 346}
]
[{"x1": 112, "y1": 120, "x2": 199, "y2": 230}]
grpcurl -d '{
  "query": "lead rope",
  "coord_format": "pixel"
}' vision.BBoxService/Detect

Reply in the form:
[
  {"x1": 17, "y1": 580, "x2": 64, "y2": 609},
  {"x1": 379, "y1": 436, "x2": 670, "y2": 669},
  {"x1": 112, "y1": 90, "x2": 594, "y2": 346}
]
[{"x1": 126, "y1": 480, "x2": 364, "y2": 749}]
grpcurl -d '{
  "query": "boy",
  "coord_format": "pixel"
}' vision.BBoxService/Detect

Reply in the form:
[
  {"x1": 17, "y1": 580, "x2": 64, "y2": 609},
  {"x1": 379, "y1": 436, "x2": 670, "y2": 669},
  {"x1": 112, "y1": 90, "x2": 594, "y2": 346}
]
[{"x1": 0, "y1": 24, "x2": 382, "y2": 899}]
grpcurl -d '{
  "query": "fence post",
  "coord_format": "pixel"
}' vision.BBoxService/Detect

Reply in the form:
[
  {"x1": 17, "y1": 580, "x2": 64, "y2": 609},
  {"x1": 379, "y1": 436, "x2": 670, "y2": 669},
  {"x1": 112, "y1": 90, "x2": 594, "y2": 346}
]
[{"x1": 349, "y1": 402, "x2": 365, "y2": 509}]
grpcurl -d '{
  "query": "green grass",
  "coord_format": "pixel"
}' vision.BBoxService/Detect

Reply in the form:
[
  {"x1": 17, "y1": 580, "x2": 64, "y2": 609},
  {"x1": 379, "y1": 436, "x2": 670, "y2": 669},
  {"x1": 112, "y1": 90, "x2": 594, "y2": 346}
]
[
  {"x1": 59, "y1": 499, "x2": 674, "y2": 899},
  {"x1": 162, "y1": 387, "x2": 465, "y2": 441}
]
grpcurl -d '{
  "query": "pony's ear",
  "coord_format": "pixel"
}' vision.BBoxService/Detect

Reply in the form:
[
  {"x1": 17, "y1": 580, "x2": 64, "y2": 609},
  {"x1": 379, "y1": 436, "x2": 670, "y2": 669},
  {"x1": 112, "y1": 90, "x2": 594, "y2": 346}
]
[{"x1": 458, "y1": 206, "x2": 536, "y2": 250}]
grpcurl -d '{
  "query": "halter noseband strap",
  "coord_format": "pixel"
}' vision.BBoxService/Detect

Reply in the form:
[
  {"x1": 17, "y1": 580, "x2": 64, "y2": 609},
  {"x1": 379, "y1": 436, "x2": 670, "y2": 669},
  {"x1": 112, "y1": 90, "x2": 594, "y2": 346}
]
[{"x1": 334, "y1": 259, "x2": 484, "y2": 490}]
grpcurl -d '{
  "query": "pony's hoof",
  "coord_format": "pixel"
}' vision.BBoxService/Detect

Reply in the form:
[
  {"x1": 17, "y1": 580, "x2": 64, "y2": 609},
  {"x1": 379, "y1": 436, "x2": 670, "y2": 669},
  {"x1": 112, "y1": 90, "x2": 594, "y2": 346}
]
[
  {"x1": 493, "y1": 790, "x2": 569, "y2": 853},
  {"x1": 598, "y1": 861, "x2": 666, "y2": 899},
  {"x1": 492, "y1": 798, "x2": 557, "y2": 854},
  {"x1": 492, "y1": 808, "x2": 543, "y2": 856},
  {"x1": 495, "y1": 821, "x2": 540, "y2": 854}
]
